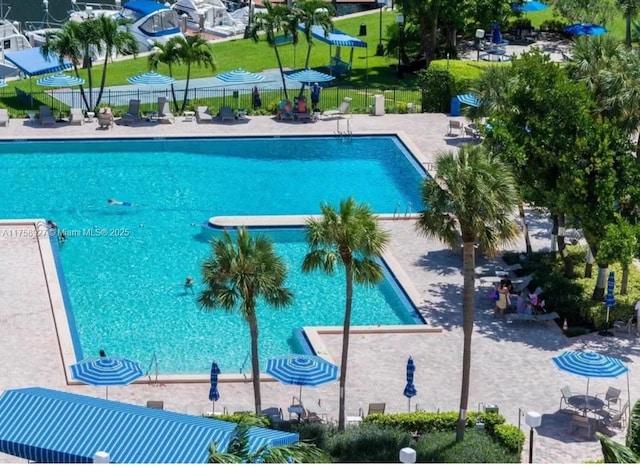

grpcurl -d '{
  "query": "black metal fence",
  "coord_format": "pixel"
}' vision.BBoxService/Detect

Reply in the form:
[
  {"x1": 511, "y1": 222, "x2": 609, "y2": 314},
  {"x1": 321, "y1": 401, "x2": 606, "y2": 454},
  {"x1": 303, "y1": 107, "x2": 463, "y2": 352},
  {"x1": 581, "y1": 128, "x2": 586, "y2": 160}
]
[{"x1": 0, "y1": 85, "x2": 424, "y2": 117}]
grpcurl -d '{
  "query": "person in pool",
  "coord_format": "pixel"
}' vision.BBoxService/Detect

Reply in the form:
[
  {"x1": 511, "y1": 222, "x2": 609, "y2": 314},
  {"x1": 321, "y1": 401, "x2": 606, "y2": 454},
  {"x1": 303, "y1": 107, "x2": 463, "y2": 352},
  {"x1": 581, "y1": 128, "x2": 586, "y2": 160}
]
[
  {"x1": 108, "y1": 198, "x2": 136, "y2": 207},
  {"x1": 184, "y1": 275, "x2": 195, "y2": 293}
]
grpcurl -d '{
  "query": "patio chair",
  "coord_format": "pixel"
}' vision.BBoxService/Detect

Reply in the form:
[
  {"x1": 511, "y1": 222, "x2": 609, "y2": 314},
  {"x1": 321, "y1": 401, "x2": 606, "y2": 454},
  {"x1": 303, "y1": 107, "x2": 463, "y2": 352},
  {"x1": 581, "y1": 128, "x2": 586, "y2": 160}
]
[
  {"x1": 121, "y1": 99, "x2": 141, "y2": 126},
  {"x1": 346, "y1": 402, "x2": 386, "y2": 425},
  {"x1": 39, "y1": 105, "x2": 56, "y2": 126},
  {"x1": 321, "y1": 97, "x2": 352, "y2": 120},
  {"x1": 613, "y1": 317, "x2": 634, "y2": 337},
  {"x1": 97, "y1": 108, "x2": 114, "y2": 129},
  {"x1": 69, "y1": 108, "x2": 84, "y2": 126},
  {"x1": 0, "y1": 108, "x2": 9, "y2": 126},
  {"x1": 447, "y1": 120, "x2": 463, "y2": 136},
  {"x1": 559, "y1": 385, "x2": 574, "y2": 411},
  {"x1": 596, "y1": 386, "x2": 622, "y2": 410},
  {"x1": 599, "y1": 400, "x2": 629, "y2": 429},
  {"x1": 569, "y1": 414, "x2": 595, "y2": 438},
  {"x1": 157, "y1": 97, "x2": 175, "y2": 124},
  {"x1": 146, "y1": 400, "x2": 164, "y2": 409},
  {"x1": 196, "y1": 106, "x2": 214, "y2": 123},
  {"x1": 464, "y1": 125, "x2": 481, "y2": 141},
  {"x1": 219, "y1": 106, "x2": 235, "y2": 122},
  {"x1": 261, "y1": 407, "x2": 284, "y2": 423}
]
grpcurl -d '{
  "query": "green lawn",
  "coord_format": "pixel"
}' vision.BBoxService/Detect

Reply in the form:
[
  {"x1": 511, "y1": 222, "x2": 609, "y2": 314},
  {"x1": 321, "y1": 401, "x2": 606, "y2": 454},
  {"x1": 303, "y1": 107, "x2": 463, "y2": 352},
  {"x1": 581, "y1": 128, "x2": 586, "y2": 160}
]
[{"x1": 526, "y1": 9, "x2": 626, "y2": 39}]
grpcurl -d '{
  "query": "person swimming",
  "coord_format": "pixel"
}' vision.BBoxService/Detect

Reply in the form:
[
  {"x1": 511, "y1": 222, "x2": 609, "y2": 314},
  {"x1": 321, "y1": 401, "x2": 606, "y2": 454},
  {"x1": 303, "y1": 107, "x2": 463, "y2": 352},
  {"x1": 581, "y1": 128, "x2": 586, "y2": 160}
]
[
  {"x1": 184, "y1": 275, "x2": 195, "y2": 293},
  {"x1": 108, "y1": 198, "x2": 135, "y2": 207}
]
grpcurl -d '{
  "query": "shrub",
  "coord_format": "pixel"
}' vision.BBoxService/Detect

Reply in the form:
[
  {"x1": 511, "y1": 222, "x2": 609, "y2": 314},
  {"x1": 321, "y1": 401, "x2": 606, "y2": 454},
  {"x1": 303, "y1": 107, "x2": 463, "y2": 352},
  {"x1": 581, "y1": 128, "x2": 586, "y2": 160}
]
[
  {"x1": 417, "y1": 69, "x2": 451, "y2": 113},
  {"x1": 324, "y1": 424, "x2": 414, "y2": 462},
  {"x1": 539, "y1": 19, "x2": 569, "y2": 33},
  {"x1": 493, "y1": 423, "x2": 525, "y2": 453},
  {"x1": 365, "y1": 411, "x2": 506, "y2": 435},
  {"x1": 208, "y1": 413, "x2": 270, "y2": 427},
  {"x1": 415, "y1": 429, "x2": 520, "y2": 463}
]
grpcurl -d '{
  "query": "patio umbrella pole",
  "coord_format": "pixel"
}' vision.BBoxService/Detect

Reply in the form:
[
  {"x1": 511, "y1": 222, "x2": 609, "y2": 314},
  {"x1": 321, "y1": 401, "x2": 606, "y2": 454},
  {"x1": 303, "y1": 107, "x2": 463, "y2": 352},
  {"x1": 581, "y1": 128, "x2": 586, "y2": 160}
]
[{"x1": 106, "y1": 386, "x2": 109, "y2": 400}]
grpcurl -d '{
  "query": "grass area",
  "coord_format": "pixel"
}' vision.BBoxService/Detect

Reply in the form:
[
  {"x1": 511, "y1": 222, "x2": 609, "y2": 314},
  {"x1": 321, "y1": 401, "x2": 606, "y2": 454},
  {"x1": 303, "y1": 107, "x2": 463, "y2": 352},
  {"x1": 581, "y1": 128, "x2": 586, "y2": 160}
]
[{"x1": 526, "y1": 9, "x2": 625, "y2": 40}]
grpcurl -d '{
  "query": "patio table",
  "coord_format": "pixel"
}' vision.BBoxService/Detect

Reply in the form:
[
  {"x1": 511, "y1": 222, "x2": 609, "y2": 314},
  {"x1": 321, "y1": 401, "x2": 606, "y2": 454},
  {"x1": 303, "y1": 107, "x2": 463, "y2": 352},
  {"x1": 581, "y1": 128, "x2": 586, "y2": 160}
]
[{"x1": 568, "y1": 395, "x2": 604, "y2": 414}]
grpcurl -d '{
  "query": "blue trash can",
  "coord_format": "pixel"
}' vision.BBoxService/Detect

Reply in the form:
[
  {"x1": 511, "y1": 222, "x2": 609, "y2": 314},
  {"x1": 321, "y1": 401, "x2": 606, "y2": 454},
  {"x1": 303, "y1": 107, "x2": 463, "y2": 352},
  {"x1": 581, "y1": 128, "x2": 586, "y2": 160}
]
[{"x1": 450, "y1": 97, "x2": 461, "y2": 116}]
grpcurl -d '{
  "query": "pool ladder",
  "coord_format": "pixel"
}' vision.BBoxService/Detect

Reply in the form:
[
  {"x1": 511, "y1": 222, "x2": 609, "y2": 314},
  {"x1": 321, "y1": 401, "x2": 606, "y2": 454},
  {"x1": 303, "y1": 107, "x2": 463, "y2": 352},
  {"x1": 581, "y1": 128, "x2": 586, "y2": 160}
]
[
  {"x1": 239, "y1": 351, "x2": 251, "y2": 382},
  {"x1": 335, "y1": 118, "x2": 352, "y2": 138},
  {"x1": 147, "y1": 353, "x2": 159, "y2": 386},
  {"x1": 393, "y1": 202, "x2": 413, "y2": 219}
]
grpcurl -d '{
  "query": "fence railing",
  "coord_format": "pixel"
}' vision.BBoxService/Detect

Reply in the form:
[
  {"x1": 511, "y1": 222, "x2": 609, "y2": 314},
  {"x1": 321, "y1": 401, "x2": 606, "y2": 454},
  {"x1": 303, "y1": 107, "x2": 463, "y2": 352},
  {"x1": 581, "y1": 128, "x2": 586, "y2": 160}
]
[{"x1": 0, "y1": 85, "x2": 424, "y2": 117}]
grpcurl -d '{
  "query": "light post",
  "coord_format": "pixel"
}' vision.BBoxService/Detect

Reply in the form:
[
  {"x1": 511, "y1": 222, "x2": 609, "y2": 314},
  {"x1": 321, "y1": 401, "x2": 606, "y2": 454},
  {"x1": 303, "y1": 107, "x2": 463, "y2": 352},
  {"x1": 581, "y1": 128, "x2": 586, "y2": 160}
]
[
  {"x1": 375, "y1": 0, "x2": 385, "y2": 56},
  {"x1": 396, "y1": 14, "x2": 404, "y2": 79},
  {"x1": 525, "y1": 411, "x2": 542, "y2": 464}
]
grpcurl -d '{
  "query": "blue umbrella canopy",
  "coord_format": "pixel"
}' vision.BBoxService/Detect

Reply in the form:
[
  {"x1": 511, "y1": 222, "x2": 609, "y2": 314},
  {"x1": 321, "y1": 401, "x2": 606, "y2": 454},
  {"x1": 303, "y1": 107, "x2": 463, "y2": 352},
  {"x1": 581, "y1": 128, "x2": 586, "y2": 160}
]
[
  {"x1": 552, "y1": 351, "x2": 627, "y2": 379},
  {"x1": 266, "y1": 355, "x2": 338, "y2": 403},
  {"x1": 286, "y1": 68, "x2": 336, "y2": 84},
  {"x1": 511, "y1": 0, "x2": 548, "y2": 12},
  {"x1": 216, "y1": 68, "x2": 265, "y2": 84},
  {"x1": 564, "y1": 23, "x2": 608, "y2": 36},
  {"x1": 37, "y1": 73, "x2": 84, "y2": 87},
  {"x1": 127, "y1": 71, "x2": 176, "y2": 86},
  {"x1": 457, "y1": 93, "x2": 480, "y2": 107},
  {"x1": 403, "y1": 357, "x2": 417, "y2": 411},
  {"x1": 70, "y1": 356, "x2": 143, "y2": 399}
]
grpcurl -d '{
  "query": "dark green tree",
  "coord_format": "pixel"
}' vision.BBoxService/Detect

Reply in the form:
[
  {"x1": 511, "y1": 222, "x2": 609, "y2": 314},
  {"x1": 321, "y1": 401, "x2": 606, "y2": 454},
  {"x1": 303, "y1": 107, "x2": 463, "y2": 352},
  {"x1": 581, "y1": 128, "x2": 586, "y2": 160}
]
[
  {"x1": 148, "y1": 37, "x2": 183, "y2": 112},
  {"x1": 173, "y1": 35, "x2": 216, "y2": 112}
]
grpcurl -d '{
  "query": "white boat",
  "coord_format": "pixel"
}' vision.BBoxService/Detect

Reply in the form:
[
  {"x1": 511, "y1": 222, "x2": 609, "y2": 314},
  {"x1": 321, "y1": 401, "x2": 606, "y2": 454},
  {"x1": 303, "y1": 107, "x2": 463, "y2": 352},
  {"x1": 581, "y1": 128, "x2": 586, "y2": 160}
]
[
  {"x1": 171, "y1": 0, "x2": 247, "y2": 37},
  {"x1": 0, "y1": 20, "x2": 32, "y2": 76}
]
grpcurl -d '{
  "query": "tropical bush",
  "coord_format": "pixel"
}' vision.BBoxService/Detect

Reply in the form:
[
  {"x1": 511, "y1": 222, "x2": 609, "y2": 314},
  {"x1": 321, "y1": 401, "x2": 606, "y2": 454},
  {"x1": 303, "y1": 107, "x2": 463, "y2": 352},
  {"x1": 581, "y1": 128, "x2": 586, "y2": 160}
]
[
  {"x1": 415, "y1": 429, "x2": 521, "y2": 463},
  {"x1": 323, "y1": 424, "x2": 414, "y2": 462}
]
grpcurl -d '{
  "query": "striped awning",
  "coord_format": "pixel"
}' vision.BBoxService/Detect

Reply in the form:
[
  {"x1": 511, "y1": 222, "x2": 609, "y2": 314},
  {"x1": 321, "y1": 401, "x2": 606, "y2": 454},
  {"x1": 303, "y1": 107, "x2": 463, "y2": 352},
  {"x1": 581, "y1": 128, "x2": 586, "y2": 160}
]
[
  {"x1": 5, "y1": 47, "x2": 72, "y2": 77},
  {"x1": 299, "y1": 25, "x2": 368, "y2": 48},
  {"x1": 0, "y1": 387, "x2": 299, "y2": 463}
]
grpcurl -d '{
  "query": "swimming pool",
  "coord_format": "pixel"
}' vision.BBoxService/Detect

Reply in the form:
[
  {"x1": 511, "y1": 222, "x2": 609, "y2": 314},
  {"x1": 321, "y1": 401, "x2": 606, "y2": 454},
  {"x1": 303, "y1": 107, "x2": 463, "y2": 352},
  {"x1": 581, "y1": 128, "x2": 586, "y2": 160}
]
[{"x1": 0, "y1": 136, "x2": 425, "y2": 374}]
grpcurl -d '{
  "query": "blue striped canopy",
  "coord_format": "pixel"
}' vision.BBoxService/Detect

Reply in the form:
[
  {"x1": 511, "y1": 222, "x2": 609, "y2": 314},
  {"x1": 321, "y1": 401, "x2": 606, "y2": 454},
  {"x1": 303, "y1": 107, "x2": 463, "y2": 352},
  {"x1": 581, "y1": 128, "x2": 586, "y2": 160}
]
[
  {"x1": 286, "y1": 68, "x2": 336, "y2": 84},
  {"x1": 0, "y1": 387, "x2": 299, "y2": 463},
  {"x1": 266, "y1": 355, "x2": 338, "y2": 387},
  {"x1": 5, "y1": 47, "x2": 72, "y2": 77},
  {"x1": 552, "y1": 351, "x2": 628, "y2": 378},
  {"x1": 209, "y1": 361, "x2": 220, "y2": 403},
  {"x1": 457, "y1": 93, "x2": 480, "y2": 107},
  {"x1": 511, "y1": 0, "x2": 548, "y2": 11},
  {"x1": 564, "y1": 23, "x2": 608, "y2": 36},
  {"x1": 605, "y1": 271, "x2": 616, "y2": 308},
  {"x1": 70, "y1": 356, "x2": 143, "y2": 387},
  {"x1": 37, "y1": 73, "x2": 84, "y2": 87},
  {"x1": 216, "y1": 68, "x2": 265, "y2": 84},
  {"x1": 127, "y1": 71, "x2": 176, "y2": 86},
  {"x1": 299, "y1": 25, "x2": 368, "y2": 48},
  {"x1": 403, "y1": 357, "x2": 417, "y2": 399}
]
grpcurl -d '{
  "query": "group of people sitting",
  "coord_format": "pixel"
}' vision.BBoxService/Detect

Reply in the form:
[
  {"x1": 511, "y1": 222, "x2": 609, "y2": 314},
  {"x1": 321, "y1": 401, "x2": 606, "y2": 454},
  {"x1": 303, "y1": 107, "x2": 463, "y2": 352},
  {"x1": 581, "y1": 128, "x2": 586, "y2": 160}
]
[{"x1": 492, "y1": 278, "x2": 545, "y2": 318}]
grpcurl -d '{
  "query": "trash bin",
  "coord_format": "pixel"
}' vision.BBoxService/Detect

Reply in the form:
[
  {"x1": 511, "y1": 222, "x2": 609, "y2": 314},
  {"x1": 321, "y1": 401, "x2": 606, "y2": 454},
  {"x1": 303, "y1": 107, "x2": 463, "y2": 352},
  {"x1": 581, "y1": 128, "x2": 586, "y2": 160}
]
[
  {"x1": 372, "y1": 94, "x2": 385, "y2": 116},
  {"x1": 484, "y1": 404, "x2": 499, "y2": 414},
  {"x1": 450, "y1": 97, "x2": 461, "y2": 116},
  {"x1": 359, "y1": 23, "x2": 367, "y2": 36}
]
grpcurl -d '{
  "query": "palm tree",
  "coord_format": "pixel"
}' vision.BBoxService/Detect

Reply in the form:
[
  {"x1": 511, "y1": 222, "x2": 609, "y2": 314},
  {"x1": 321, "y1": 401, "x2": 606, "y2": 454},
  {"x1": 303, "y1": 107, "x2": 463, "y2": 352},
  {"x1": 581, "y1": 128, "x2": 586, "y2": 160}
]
[
  {"x1": 95, "y1": 15, "x2": 138, "y2": 109},
  {"x1": 302, "y1": 198, "x2": 389, "y2": 431},
  {"x1": 173, "y1": 35, "x2": 216, "y2": 112},
  {"x1": 42, "y1": 22, "x2": 90, "y2": 110},
  {"x1": 249, "y1": 0, "x2": 292, "y2": 100},
  {"x1": 197, "y1": 227, "x2": 293, "y2": 415},
  {"x1": 416, "y1": 145, "x2": 519, "y2": 442},
  {"x1": 617, "y1": 0, "x2": 640, "y2": 48},
  {"x1": 208, "y1": 423, "x2": 326, "y2": 463},
  {"x1": 74, "y1": 18, "x2": 104, "y2": 109},
  {"x1": 148, "y1": 37, "x2": 183, "y2": 112},
  {"x1": 295, "y1": 0, "x2": 334, "y2": 69}
]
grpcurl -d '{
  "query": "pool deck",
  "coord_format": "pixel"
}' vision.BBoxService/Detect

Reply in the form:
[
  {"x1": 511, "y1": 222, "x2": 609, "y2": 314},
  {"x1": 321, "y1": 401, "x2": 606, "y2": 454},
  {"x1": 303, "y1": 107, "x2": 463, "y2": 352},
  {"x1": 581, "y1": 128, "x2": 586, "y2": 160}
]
[{"x1": 0, "y1": 113, "x2": 636, "y2": 464}]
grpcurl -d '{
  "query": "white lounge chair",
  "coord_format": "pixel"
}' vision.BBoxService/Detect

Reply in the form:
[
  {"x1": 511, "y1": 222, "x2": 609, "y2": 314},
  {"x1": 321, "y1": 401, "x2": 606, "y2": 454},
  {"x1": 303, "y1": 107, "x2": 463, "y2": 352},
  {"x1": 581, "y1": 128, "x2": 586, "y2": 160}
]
[
  {"x1": 196, "y1": 106, "x2": 213, "y2": 123},
  {"x1": 0, "y1": 108, "x2": 9, "y2": 126},
  {"x1": 69, "y1": 108, "x2": 84, "y2": 126},
  {"x1": 157, "y1": 97, "x2": 175, "y2": 124},
  {"x1": 121, "y1": 99, "x2": 141, "y2": 125},
  {"x1": 39, "y1": 105, "x2": 56, "y2": 126},
  {"x1": 322, "y1": 97, "x2": 352, "y2": 119}
]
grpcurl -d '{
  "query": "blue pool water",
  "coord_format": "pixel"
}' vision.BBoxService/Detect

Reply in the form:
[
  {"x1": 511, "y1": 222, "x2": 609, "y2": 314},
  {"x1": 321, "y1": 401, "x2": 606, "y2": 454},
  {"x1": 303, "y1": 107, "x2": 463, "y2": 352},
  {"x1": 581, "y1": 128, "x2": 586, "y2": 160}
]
[{"x1": 0, "y1": 136, "x2": 425, "y2": 374}]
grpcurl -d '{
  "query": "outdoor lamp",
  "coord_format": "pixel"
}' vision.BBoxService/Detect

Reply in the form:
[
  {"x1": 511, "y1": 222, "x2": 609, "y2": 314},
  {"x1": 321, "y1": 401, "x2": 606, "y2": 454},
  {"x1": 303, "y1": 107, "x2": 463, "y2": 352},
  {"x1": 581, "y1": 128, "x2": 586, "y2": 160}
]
[
  {"x1": 396, "y1": 14, "x2": 404, "y2": 78},
  {"x1": 376, "y1": 0, "x2": 386, "y2": 56},
  {"x1": 475, "y1": 28, "x2": 485, "y2": 61},
  {"x1": 525, "y1": 411, "x2": 542, "y2": 464},
  {"x1": 399, "y1": 447, "x2": 416, "y2": 464}
]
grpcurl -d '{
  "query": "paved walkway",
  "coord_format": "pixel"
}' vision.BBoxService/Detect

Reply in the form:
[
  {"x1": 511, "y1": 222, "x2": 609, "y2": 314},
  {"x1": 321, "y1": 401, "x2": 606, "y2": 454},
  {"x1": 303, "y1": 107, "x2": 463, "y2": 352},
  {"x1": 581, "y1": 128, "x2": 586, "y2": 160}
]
[{"x1": 0, "y1": 113, "x2": 635, "y2": 464}]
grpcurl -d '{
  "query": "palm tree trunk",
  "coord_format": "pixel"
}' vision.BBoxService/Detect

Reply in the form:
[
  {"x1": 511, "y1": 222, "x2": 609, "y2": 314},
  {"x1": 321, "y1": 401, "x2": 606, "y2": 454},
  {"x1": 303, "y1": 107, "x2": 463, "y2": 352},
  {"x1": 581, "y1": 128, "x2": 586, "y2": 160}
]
[
  {"x1": 585, "y1": 246, "x2": 594, "y2": 278},
  {"x1": 274, "y1": 46, "x2": 289, "y2": 101},
  {"x1": 84, "y1": 49, "x2": 94, "y2": 109},
  {"x1": 456, "y1": 240, "x2": 475, "y2": 442},
  {"x1": 249, "y1": 316, "x2": 262, "y2": 415},
  {"x1": 518, "y1": 201, "x2": 531, "y2": 254},
  {"x1": 72, "y1": 64, "x2": 91, "y2": 111},
  {"x1": 182, "y1": 64, "x2": 191, "y2": 112},
  {"x1": 95, "y1": 53, "x2": 110, "y2": 109},
  {"x1": 557, "y1": 213, "x2": 573, "y2": 278},
  {"x1": 626, "y1": 12, "x2": 632, "y2": 49},
  {"x1": 550, "y1": 214, "x2": 558, "y2": 261},
  {"x1": 337, "y1": 264, "x2": 353, "y2": 431},
  {"x1": 621, "y1": 265, "x2": 630, "y2": 295},
  {"x1": 592, "y1": 264, "x2": 608, "y2": 301}
]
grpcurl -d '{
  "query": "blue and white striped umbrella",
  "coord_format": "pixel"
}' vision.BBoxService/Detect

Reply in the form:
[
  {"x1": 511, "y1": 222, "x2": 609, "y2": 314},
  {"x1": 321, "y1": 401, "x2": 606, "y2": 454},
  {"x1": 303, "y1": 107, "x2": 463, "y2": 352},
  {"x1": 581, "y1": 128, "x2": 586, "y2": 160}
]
[
  {"x1": 37, "y1": 73, "x2": 84, "y2": 87},
  {"x1": 564, "y1": 23, "x2": 607, "y2": 36},
  {"x1": 605, "y1": 271, "x2": 616, "y2": 308},
  {"x1": 70, "y1": 356, "x2": 143, "y2": 399},
  {"x1": 266, "y1": 354, "x2": 338, "y2": 404},
  {"x1": 403, "y1": 356, "x2": 417, "y2": 412},
  {"x1": 127, "y1": 71, "x2": 176, "y2": 86},
  {"x1": 286, "y1": 68, "x2": 336, "y2": 84},
  {"x1": 209, "y1": 361, "x2": 221, "y2": 413},
  {"x1": 216, "y1": 68, "x2": 265, "y2": 84},
  {"x1": 552, "y1": 351, "x2": 627, "y2": 397},
  {"x1": 457, "y1": 93, "x2": 480, "y2": 107},
  {"x1": 511, "y1": 0, "x2": 548, "y2": 12}
]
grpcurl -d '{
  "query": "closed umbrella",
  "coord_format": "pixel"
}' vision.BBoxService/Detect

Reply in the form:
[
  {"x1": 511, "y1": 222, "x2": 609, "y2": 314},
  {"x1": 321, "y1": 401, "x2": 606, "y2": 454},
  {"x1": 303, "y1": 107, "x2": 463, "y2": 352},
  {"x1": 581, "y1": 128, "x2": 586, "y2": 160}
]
[
  {"x1": 70, "y1": 356, "x2": 143, "y2": 400},
  {"x1": 216, "y1": 68, "x2": 265, "y2": 84},
  {"x1": 37, "y1": 73, "x2": 85, "y2": 118},
  {"x1": 265, "y1": 355, "x2": 338, "y2": 405},
  {"x1": 403, "y1": 356, "x2": 417, "y2": 412},
  {"x1": 209, "y1": 361, "x2": 221, "y2": 414},
  {"x1": 564, "y1": 23, "x2": 607, "y2": 36},
  {"x1": 491, "y1": 23, "x2": 503, "y2": 45},
  {"x1": 600, "y1": 271, "x2": 616, "y2": 336}
]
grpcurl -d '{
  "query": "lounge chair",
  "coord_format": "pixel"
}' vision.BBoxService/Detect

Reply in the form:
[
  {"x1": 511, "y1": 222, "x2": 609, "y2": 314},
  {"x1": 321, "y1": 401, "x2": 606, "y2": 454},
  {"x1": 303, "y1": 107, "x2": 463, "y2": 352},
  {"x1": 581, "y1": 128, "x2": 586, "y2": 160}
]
[
  {"x1": 39, "y1": 105, "x2": 56, "y2": 126},
  {"x1": 157, "y1": 97, "x2": 175, "y2": 124},
  {"x1": 261, "y1": 407, "x2": 284, "y2": 423},
  {"x1": 121, "y1": 99, "x2": 141, "y2": 126},
  {"x1": 464, "y1": 125, "x2": 481, "y2": 141},
  {"x1": 196, "y1": 106, "x2": 214, "y2": 123},
  {"x1": 277, "y1": 101, "x2": 294, "y2": 121},
  {"x1": 287, "y1": 404, "x2": 322, "y2": 423},
  {"x1": 507, "y1": 311, "x2": 559, "y2": 325},
  {"x1": 346, "y1": 402, "x2": 386, "y2": 425},
  {"x1": 220, "y1": 106, "x2": 235, "y2": 122},
  {"x1": 447, "y1": 120, "x2": 463, "y2": 136},
  {"x1": 321, "y1": 97, "x2": 352, "y2": 120},
  {"x1": 0, "y1": 108, "x2": 9, "y2": 126},
  {"x1": 294, "y1": 97, "x2": 314, "y2": 122},
  {"x1": 613, "y1": 317, "x2": 634, "y2": 337},
  {"x1": 146, "y1": 400, "x2": 164, "y2": 409},
  {"x1": 69, "y1": 108, "x2": 84, "y2": 126},
  {"x1": 512, "y1": 274, "x2": 534, "y2": 293},
  {"x1": 97, "y1": 108, "x2": 114, "y2": 129}
]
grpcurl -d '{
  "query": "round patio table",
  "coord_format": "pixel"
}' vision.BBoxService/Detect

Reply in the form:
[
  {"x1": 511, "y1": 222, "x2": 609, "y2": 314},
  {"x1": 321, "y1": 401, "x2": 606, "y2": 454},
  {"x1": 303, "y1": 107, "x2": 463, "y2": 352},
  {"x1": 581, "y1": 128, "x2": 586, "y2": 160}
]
[{"x1": 568, "y1": 395, "x2": 604, "y2": 414}]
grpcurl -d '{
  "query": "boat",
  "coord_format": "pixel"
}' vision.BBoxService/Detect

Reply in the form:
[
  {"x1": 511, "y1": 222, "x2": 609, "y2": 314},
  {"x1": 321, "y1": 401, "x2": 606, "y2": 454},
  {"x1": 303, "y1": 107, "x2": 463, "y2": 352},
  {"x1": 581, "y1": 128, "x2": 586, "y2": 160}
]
[
  {"x1": 0, "y1": 19, "x2": 32, "y2": 77},
  {"x1": 171, "y1": 0, "x2": 248, "y2": 37}
]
